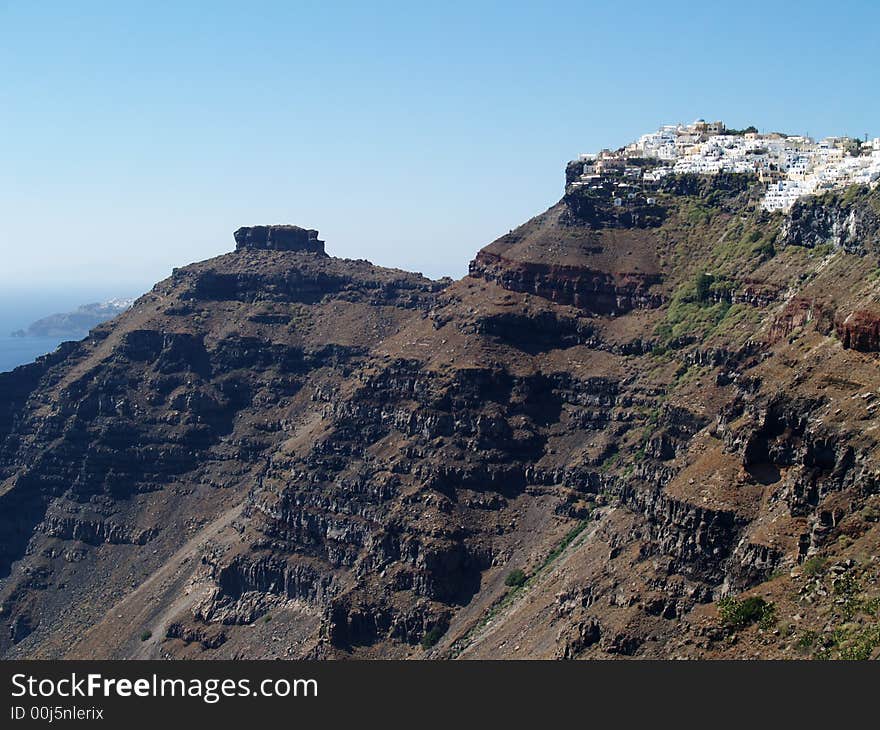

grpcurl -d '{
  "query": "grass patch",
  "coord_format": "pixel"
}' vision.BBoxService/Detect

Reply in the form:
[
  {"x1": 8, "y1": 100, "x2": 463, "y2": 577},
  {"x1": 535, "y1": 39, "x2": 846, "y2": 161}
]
[
  {"x1": 801, "y1": 556, "x2": 827, "y2": 577},
  {"x1": 597, "y1": 451, "x2": 621, "y2": 473},
  {"x1": 655, "y1": 298, "x2": 731, "y2": 345},
  {"x1": 811, "y1": 242, "x2": 835, "y2": 258},
  {"x1": 654, "y1": 271, "x2": 740, "y2": 346},
  {"x1": 711, "y1": 302, "x2": 762, "y2": 340},
  {"x1": 537, "y1": 521, "x2": 591, "y2": 572}
]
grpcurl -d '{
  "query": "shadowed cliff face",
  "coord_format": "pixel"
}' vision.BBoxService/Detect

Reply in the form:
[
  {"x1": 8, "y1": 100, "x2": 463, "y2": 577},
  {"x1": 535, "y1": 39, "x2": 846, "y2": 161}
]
[
  {"x1": 2, "y1": 179, "x2": 880, "y2": 661},
  {"x1": 233, "y1": 225, "x2": 327, "y2": 254}
]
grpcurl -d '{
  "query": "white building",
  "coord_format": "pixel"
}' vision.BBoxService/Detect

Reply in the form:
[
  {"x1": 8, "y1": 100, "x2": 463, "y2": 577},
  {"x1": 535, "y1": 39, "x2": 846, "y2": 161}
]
[{"x1": 574, "y1": 120, "x2": 880, "y2": 212}]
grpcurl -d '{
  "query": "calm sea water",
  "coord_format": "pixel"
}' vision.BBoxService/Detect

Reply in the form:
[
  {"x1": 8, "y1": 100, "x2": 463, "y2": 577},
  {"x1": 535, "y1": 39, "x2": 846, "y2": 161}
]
[
  {"x1": 0, "y1": 336, "x2": 71, "y2": 373},
  {"x1": 0, "y1": 289, "x2": 141, "y2": 374},
  {"x1": 0, "y1": 334, "x2": 70, "y2": 373}
]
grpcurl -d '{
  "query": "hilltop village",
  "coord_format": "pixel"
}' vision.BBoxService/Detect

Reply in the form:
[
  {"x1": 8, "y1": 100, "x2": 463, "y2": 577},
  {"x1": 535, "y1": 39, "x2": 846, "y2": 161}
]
[{"x1": 572, "y1": 119, "x2": 880, "y2": 211}]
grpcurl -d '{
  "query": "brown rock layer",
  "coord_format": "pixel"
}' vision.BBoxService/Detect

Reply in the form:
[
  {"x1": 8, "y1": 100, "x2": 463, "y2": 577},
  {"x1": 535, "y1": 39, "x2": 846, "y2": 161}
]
[
  {"x1": 836, "y1": 309, "x2": 880, "y2": 352},
  {"x1": 468, "y1": 251, "x2": 662, "y2": 315}
]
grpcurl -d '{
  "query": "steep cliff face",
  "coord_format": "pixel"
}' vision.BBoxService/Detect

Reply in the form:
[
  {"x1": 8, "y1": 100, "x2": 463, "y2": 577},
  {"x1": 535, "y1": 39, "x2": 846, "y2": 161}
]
[
  {"x1": 836, "y1": 309, "x2": 880, "y2": 352},
  {"x1": 2, "y1": 175, "x2": 880, "y2": 661},
  {"x1": 233, "y1": 225, "x2": 326, "y2": 254},
  {"x1": 779, "y1": 188, "x2": 880, "y2": 255}
]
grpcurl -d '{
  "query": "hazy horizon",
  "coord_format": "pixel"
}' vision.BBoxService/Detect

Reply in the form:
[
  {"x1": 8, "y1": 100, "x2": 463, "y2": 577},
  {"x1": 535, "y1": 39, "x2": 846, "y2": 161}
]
[
  {"x1": 3, "y1": 1, "x2": 880, "y2": 292},
  {"x1": 0, "y1": 288, "x2": 137, "y2": 373}
]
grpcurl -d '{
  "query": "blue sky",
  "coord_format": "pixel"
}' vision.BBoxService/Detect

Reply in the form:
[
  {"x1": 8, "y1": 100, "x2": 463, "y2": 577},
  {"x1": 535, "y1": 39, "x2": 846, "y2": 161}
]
[{"x1": 2, "y1": 0, "x2": 879, "y2": 294}]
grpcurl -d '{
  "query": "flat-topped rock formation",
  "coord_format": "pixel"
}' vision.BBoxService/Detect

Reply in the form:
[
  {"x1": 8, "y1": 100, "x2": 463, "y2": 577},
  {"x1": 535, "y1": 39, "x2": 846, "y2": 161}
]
[{"x1": 233, "y1": 225, "x2": 326, "y2": 254}]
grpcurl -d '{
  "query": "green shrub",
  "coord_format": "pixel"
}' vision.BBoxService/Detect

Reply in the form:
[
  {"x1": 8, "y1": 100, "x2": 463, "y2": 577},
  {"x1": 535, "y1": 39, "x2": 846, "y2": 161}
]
[
  {"x1": 708, "y1": 277, "x2": 735, "y2": 297},
  {"x1": 796, "y1": 630, "x2": 818, "y2": 650},
  {"x1": 833, "y1": 573, "x2": 859, "y2": 598},
  {"x1": 841, "y1": 184, "x2": 866, "y2": 206},
  {"x1": 758, "y1": 602, "x2": 777, "y2": 630},
  {"x1": 717, "y1": 596, "x2": 774, "y2": 629},
  {"x1": 140, "y1": 630, "x2": 152, "y2": 642},
  {"x1": 504, "y1": 569, "x2": 527, "y2": 588},
  {"x1": 801, "y1": 556, "x2": 827, "y2": 577},
  {"x1": 421, "y1": 626, "x2": 445, "y2": 649},
  {"x1": 832, "y1": 624, "x2": 880, "y2": 661},
  {"x1": 720, "y1": 125, "x2": 758, "y2": 136},
  {"x1": 695, "y1": 272, "x2": 714, "y2": 302}
]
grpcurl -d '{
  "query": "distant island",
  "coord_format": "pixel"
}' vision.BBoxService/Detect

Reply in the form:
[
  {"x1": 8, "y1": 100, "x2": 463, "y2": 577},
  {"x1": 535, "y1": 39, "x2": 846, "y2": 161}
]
[{"x1": 10, "y1": 298, "x2": 134, "y2": 338}]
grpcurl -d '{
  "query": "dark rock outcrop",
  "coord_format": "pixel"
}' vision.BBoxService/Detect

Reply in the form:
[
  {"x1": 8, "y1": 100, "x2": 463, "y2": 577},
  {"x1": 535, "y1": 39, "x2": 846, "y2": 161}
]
[
  {"x1": 779, "y1": 189, "x2": 880, "y2": 255},
  {"x1": 233, "y1": 225, "x2": 326, "y2": 254}
]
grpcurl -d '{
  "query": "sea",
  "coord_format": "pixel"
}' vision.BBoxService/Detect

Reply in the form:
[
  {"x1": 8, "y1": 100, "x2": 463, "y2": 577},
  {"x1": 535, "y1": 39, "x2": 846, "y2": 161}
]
[{"x1": 0, "y1": 289, "x2": 141, "y2": 374}]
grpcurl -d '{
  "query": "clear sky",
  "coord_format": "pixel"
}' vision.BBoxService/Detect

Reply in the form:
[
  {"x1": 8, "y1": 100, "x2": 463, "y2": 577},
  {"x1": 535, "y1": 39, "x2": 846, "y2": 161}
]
[{"x1": 2, "y1": 0, "x2": 879, "y2": 295}]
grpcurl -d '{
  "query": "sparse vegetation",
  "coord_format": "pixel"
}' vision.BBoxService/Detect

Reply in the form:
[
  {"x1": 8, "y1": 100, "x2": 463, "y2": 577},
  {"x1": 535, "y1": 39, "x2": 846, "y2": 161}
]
[
  {"x1": 752, "y1": 237, "x2": 776, "y2": 259},
  {"x1": 811, "y1": 242, "x2": 835, "y2": 258},
  {"x1": 597, "y1": 450, "x2": 621, "y2": 473},
  {"x1": 695, "y1": 272, "x2": 714, "y2": 302},
  {"x1": 504, "y1": 569, "x2": 527, "y2": 588},
  {"x1": 720, "y1": 125, "x2": 758, "y2": 136},
  {"x1": 655, "y1": 293, "x2": 731, "y2": 345},
  {"x1": 711, "y1": 302, "x2": 762, "y2": 340},
  {"x1": 421, "y1": 625, "x2": 445, "y2": 649},
  {"x1": 448, "y1": 517, "x2": 592, "y2": 659},
  {"x1": 758, "y1": 603, "x2": 777, "y2": 630},
  {"x1": 538, "y1": 521, "x2": 590, "y2": 571},
  {"x1": 813, "y1": 183, "x2": 876, "y2": 212},
  {"x1": 801, "y1": 555, "x2": 827, "y2": 577},
  {"x1": 683, "y1": 201, "x2": 713, "y2": 226},
  {"x1": 814, "y1": 623, "x2": 880, "y2": 661},
  {"x1": 836, "y1": 625, "x2": 880, "y2": 660},
  {"x1": 834, "y1": 573, "x2": 864, "y2": 620},
  {"x1": 140, "y1": 630, "x2": 152, "y2": 642},
  {"x1": 796, "y1": 630, "x2": 818, "y2": 651},
  {"x1": 717, "y1": 596, "x2": 775, "y2": 629},
  {"x1": 790, "y1": 564, "x2": 880, "y2": 660}
]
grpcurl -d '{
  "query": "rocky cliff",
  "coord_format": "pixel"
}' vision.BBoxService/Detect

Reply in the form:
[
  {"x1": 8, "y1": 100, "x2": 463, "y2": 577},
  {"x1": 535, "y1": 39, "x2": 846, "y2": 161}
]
[
  {"x1": 233, "y1": 225, "x2": 326, "y2": 254},
  {"x1": 2, "y1": 173, "x2": 880, "y2": 661}
]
